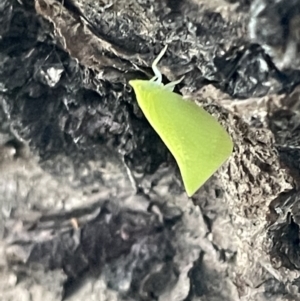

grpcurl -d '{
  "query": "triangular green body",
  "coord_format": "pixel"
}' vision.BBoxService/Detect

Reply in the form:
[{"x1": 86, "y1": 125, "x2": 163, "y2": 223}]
[{"x1": 130, "y1": 80, "x2": 233, "y2": 197}]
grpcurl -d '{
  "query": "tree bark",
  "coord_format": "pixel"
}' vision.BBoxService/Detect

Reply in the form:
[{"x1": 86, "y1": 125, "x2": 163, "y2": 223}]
[{"x1": 1, "y1": 0, "x2": 300, "y2": 300}]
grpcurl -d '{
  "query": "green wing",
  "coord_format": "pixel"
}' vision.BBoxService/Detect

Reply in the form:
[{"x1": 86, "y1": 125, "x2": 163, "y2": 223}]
[{"x1": 130, "y1": 80, "x2": 233, "y2": 196}]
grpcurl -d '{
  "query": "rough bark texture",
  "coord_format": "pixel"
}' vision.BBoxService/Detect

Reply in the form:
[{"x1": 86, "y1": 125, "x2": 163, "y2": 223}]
[{"x1": 1, "y1": 0, "x2": 300, "y2": 300}]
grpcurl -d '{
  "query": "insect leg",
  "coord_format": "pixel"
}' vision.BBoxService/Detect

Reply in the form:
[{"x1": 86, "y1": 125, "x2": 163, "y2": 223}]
[
  {"x1": 150, "y1": 45, "x2": 168, "y2": 84},
  {"x1": 165, "y1": 76, "x2": 185, "y2": 91},
  {"x1": 149, "y1": 75, "x2": 159, "y2": 82}
]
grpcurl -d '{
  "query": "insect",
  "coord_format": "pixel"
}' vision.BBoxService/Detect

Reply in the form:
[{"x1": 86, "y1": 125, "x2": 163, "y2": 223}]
[{"x1": 129, "y1": 46, "x2": 233, "y2": 197}]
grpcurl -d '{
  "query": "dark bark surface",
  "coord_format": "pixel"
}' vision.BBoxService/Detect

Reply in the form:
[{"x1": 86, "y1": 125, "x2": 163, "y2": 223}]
[{"x1": 1, "y1": 0, "x2": 300, "y2": 300}]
